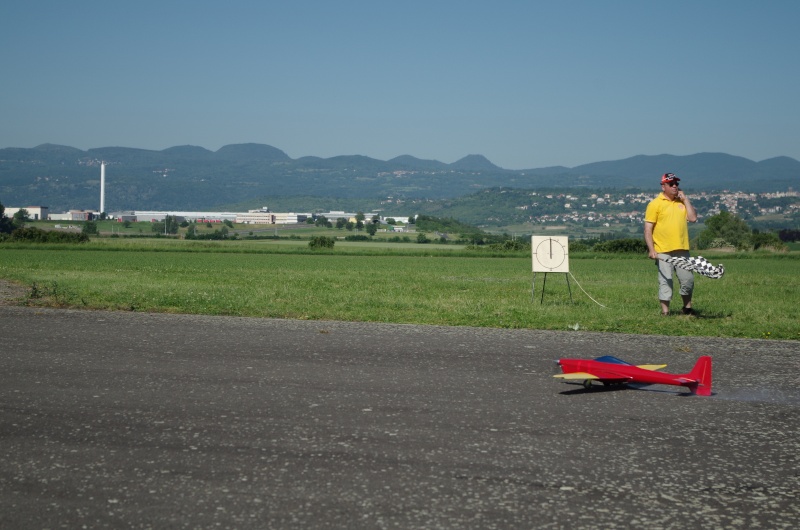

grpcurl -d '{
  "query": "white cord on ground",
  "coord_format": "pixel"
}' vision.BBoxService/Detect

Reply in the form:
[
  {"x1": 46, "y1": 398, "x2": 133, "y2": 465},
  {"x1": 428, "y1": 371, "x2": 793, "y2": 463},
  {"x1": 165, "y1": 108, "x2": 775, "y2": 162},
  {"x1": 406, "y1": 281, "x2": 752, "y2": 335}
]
[{"x1": 569, "y1": 271, "x2": 608, "y2": 308}]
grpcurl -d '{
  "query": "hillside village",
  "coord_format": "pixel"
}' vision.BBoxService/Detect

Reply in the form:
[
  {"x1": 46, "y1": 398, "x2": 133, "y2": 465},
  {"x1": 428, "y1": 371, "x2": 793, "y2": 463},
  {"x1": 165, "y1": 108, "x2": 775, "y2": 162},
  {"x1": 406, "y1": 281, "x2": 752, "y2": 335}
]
[
  {"x1": 384, "y1": 189, "x2": 800, "y2": 229},
  {"x1": 518, "y1": 190, "x2": 799, "y2": 228}
]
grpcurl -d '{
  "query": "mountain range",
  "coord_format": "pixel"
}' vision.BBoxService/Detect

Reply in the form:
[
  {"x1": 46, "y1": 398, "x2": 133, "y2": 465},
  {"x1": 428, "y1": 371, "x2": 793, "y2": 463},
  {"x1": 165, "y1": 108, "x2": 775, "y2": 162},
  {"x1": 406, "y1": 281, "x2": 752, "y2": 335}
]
[{"x1": 1, "y1": 143, "x2": 798, "y2": 213}]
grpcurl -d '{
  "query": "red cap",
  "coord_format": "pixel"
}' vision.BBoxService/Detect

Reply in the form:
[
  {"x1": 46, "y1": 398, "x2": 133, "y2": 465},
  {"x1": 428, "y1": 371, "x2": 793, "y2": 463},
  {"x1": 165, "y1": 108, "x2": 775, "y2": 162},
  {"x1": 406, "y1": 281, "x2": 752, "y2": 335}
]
[{"x1": 661, "y1": 173, "x2": 680, "y2": 184}]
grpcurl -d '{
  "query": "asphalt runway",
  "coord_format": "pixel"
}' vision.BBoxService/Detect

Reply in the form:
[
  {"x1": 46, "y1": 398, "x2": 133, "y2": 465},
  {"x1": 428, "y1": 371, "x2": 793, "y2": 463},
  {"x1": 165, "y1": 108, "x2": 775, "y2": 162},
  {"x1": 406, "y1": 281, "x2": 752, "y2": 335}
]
[{"x1": 1, "y1": 306, "x2": 799, "y2": 528}]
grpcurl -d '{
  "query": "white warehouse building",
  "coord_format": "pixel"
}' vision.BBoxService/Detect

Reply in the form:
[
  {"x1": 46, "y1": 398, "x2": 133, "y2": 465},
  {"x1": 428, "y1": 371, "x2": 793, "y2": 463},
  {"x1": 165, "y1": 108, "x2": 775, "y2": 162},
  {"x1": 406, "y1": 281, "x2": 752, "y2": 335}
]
[{"x1": 132, "y1": 211, "x2": 238, "y2": 223}]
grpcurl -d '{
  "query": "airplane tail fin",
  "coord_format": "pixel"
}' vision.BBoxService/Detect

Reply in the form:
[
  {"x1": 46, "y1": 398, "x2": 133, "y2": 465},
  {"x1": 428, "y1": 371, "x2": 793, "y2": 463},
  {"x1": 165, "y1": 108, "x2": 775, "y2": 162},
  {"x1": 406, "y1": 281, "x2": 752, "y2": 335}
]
[{"x1": 688, "y1": 356, "x2": 713, "y2": 396}]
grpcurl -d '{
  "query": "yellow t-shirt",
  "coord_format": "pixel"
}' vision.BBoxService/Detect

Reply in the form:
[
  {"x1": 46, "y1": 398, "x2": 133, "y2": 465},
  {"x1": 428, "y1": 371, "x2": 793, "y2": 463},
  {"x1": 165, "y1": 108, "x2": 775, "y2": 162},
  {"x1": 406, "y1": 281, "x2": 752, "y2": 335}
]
[{"x1": 645, "y1": 193, "x2": 690, "y2": 253}]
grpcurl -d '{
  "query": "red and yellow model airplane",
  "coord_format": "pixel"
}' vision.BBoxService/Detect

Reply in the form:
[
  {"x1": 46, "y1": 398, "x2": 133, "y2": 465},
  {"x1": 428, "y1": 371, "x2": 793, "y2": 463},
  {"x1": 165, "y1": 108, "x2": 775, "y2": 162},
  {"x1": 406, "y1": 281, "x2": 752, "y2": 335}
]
[{"x1": 554, "y1": 355, "x2": 712, "y2": 396}]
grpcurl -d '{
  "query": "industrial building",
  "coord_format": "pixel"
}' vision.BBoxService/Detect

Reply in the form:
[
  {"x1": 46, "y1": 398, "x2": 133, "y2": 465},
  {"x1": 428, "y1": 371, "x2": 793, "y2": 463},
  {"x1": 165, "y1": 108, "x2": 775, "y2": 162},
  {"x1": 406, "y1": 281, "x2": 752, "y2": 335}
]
[
  {"x1": 3, "y1": 206, "x2": 49, "y2": 220},
  {"x1": 7, "y1": 166, "x2": 406, "y2": 227}
]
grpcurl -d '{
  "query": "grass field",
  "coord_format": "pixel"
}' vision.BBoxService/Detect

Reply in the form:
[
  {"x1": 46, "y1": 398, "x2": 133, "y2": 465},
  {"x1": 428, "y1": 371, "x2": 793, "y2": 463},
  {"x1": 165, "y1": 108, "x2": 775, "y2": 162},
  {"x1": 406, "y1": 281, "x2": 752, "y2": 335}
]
[{"x1": 1, "y1": 241, "x2": 798, "y2": 340}]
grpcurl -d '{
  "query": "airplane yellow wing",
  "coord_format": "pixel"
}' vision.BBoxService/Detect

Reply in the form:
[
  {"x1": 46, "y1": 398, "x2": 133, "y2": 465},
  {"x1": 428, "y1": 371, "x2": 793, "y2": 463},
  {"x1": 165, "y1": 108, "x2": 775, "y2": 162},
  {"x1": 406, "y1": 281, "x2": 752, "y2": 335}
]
[{"x1": 553, "y1": 372, "x2": 599, "y2": 380}]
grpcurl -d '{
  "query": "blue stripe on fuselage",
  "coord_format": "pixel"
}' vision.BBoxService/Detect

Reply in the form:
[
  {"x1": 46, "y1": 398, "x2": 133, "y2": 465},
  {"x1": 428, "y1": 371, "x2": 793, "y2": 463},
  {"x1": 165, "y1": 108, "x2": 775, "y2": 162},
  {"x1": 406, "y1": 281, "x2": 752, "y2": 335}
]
[{"x1": 593, "y1": 356, "x2": 633, "y2": 365}]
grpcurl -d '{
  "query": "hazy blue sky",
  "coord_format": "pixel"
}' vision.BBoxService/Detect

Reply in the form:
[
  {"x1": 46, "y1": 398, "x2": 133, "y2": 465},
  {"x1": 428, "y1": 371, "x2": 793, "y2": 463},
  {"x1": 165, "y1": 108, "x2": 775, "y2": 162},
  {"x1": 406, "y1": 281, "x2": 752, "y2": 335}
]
[{"x1": 2, "y1": 1, "x2": 798, "y2": 169}]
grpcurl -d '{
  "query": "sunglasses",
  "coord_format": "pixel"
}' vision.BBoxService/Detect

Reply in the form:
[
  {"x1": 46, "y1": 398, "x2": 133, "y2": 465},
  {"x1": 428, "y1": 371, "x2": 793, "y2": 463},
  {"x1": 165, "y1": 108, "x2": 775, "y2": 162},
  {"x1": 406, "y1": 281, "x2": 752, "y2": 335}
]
[{"x1": 663, "y1": 181, "x2": 679, "y2": 187}]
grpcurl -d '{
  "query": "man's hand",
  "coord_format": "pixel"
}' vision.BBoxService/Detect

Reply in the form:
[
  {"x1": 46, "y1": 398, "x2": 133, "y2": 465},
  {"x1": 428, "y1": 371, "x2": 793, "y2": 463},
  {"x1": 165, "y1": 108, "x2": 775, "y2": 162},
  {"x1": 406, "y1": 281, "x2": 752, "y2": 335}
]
[{"x1": 677, "y1": 189, "x2": 698, "y2": 222}]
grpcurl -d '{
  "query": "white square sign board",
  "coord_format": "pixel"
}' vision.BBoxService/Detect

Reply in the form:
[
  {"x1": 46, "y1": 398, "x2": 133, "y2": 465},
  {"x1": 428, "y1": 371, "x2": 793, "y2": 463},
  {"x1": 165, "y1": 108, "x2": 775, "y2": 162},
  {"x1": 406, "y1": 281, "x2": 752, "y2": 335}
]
[{"x1": 531, "y1": 236, "x2": 570, "y2": 273}]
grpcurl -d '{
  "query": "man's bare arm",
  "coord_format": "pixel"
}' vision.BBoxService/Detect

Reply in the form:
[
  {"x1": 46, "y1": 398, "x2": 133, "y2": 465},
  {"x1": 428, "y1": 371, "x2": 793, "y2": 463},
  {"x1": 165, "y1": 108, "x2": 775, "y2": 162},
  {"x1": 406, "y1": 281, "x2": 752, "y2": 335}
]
[{"x1": 644, "y1": 222, "x2": 658, "y2": 259}]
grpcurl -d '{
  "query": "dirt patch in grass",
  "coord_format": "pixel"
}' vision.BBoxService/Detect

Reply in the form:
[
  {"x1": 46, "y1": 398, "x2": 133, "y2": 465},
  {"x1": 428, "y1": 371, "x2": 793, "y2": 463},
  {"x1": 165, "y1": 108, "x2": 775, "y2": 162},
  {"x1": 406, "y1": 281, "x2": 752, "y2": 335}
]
[{"x1": 0, "y1": 279, "x2": 28, "y2": 305}]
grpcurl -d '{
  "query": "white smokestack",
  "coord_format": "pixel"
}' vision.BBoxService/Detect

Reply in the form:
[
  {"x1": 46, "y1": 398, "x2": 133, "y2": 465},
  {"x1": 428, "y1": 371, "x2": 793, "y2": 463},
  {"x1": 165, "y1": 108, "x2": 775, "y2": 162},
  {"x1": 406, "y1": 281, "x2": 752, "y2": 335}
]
[{"x1": 100, "y1": 162, "x2": 106, "y2": 215}]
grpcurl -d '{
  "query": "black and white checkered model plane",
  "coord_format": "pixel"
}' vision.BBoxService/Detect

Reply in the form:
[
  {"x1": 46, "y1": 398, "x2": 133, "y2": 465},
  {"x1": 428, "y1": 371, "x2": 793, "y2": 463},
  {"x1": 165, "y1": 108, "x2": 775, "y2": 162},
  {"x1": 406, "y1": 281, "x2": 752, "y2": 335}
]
[{"x1": 660, "y1": 255, "x2": 724, "y2": 279}]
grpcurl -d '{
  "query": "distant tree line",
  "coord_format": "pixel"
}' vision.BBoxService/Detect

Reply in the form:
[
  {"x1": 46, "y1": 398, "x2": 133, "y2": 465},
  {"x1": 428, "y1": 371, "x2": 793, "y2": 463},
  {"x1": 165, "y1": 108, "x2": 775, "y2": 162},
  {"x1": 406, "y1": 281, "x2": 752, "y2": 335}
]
[
  {"x1": 466, "y1": 211, "x2": 787, "y2": 254},
  {"x1": 2, "y1": 226, "x2": 89, "y2": 243},
  {"x1": 0, "y1": 203, "x2": 788, "y2": 253}
]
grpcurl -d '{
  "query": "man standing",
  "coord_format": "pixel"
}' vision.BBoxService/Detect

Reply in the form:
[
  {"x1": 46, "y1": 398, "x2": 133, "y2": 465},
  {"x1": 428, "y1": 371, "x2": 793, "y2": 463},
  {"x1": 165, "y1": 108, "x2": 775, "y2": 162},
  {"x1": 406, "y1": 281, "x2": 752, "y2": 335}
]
[{"x1": 644, "y1": 173, "x2": 698, "y2": 316}]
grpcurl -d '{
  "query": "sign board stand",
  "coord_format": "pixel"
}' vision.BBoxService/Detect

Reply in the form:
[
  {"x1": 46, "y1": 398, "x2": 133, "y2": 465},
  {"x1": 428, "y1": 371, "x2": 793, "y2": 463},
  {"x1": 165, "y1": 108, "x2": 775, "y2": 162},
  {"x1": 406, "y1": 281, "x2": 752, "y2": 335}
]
[
  {"x1": 533, "y1": 272, "x2": 573, "y2": 304},
  {"x1": 531, "y1": 235, "x2": 573, "y2": 303}
]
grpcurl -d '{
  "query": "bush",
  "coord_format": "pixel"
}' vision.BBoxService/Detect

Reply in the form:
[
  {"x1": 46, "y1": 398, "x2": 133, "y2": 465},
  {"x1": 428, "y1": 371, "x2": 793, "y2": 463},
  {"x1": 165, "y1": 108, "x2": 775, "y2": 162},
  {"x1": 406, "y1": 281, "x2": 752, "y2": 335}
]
[
  {"x1": 707, "y1": 238, "x2": 734, "y2": 249},
  {"x1": 309, "y1": 236, "x2": 335, "y2": 249},
  {"x1": 4, "y1": 227, "x2": 89, "y2": 243},
  {"x1": 188, "y1": 229, "x2": 229, "y2": 240},
  {"x1": 778, "y1": 229, "x2": 800, "y2": 242},
  {"x1": 569, "y1": 241, "x2": 591, "y2": 252},
  {"x1": 593, "y1": 238, "x2": 648, "y2": 253},
  {"x1": 82, "y1": 221, "x2": 98, "y2": 235},
  {"x1": 696, "y1": 211, "x2": 752, "y2": 250},
  {"x1": 751, "y1": 231, "x2": 787, "y2": 251},
  {"x1": 487, "y1": 239, "x2": 529, "y2": 252}
]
